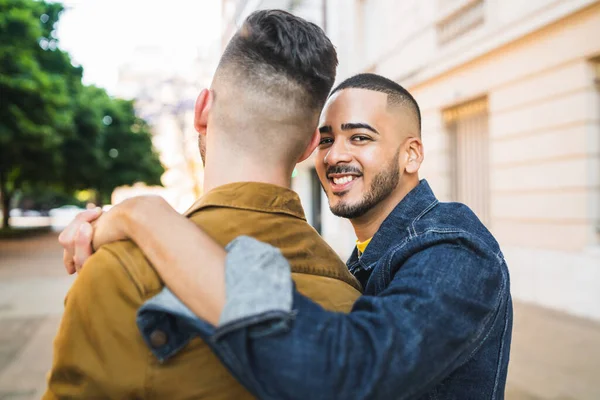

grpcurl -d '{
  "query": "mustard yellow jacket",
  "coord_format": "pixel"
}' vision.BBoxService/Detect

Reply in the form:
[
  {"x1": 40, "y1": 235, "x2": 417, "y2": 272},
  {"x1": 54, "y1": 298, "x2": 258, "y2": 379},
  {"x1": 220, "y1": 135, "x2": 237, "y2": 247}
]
[{"x1": 44, "y1": 183, "x2": 361, "y2": 399}]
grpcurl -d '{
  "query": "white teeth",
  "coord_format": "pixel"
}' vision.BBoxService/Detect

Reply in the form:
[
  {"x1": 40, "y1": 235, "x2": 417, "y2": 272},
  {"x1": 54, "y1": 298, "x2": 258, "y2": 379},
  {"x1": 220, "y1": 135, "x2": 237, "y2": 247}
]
[{"x1": 332, "y1": 176, "x2": 356, "y2": 185}]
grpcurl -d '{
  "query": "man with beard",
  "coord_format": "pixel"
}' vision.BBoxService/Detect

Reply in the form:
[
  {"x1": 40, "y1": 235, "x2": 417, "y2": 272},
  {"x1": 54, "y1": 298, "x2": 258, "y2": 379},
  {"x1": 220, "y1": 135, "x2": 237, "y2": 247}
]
[
  {"x1": 63, "y1": 74, "x2": 512, "y2": 399},
  {"x1": 44, "y1": 10, "x2": 363, "y2": 399}
]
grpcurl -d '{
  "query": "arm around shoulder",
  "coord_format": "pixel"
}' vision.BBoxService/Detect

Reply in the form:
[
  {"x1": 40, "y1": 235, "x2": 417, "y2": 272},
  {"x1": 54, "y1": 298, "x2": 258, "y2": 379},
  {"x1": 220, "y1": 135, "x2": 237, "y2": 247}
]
[{"x1": 206, "y1": 238, "x2": 509, "y2": 399}]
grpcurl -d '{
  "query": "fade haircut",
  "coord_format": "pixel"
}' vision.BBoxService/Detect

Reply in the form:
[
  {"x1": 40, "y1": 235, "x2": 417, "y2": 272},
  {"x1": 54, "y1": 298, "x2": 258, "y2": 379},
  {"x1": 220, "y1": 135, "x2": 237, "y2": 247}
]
[
  {"x1": 330, "y1": 73, "x2": 421, "y2": 135},
  {"x1": 211, "y1": 10, "x2": 338, "y2": 161}
]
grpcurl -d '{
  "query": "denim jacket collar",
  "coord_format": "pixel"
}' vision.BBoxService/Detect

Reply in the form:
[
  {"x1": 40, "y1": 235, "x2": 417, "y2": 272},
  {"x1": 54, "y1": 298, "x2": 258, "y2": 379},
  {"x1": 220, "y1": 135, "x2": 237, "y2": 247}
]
[{"x1": 347, "y1": 179, "x2": 438, "y2": 275}]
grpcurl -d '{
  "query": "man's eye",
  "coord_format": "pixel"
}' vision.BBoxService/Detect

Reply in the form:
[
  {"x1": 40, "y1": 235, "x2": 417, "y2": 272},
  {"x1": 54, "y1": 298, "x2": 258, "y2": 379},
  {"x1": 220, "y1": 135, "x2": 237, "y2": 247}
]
[
  {"x1": 352, "y1": 135, "x2": 371, "y2": 142},
  {"x1": 319, "y1": 138, "x2": 333, "y2": 146}
]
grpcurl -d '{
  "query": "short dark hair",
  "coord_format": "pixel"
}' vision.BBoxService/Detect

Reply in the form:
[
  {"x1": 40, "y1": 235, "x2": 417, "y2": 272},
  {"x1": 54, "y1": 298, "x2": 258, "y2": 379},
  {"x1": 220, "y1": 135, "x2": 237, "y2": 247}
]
[
  {"x1": 219, "y1": 9, "x2": 338, "y2": 111},
  {"x1": 331, "y1": 73, "x2": 421, "y2": 134}
]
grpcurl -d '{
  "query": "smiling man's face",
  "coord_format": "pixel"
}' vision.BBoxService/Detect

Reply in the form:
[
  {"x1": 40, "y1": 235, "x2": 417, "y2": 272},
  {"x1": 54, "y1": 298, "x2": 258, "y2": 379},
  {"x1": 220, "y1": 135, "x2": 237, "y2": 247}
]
[{"x1": 315, "y1": 88, "x2": 412, "y2": 220}]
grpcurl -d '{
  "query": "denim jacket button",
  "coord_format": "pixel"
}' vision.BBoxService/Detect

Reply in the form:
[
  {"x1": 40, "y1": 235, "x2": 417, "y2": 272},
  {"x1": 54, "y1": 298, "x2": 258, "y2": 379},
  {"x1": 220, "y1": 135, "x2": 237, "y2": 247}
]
[{"x1": 149, "y1": 330, "x2": 168, "y2": 348}]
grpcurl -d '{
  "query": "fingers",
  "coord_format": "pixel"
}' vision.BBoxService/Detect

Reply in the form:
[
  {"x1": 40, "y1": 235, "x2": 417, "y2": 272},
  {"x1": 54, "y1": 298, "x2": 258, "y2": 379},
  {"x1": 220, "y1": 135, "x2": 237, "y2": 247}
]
[
  {"x1": 58, "y1": 208, "x2": 102, "y2": 273},
  {"x1": 63, "y1": 249, "x2": 76, "y2": 275},
  {"x1": 74, "y1": 223, "x2": 93, "y2": 272},
  {"x1": 59, "y1": 221, "x2": 81, "y2": 273},
  {"x1": 78, "y1": 207, "x2": 103, "y2": 223},
  {"x1": 58, "y1": 208, "x2": 102, "y2": 249}
]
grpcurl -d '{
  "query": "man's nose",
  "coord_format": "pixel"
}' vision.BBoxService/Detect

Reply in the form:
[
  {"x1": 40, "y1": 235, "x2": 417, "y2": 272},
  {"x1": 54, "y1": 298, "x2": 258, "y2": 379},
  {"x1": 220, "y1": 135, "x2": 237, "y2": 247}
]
[{"x1": 324, "y1": 140, "x2": 352, "y2": 165}]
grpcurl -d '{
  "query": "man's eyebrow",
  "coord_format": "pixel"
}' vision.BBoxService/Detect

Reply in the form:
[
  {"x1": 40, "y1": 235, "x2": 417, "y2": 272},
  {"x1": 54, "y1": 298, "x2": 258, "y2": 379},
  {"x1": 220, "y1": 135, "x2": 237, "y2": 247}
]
[
  {"x1": 319, "y1": 125, "x2": 333, "y2": 133},
  {"x1": 341, "y1": 123, "x2": 379, "y2": 134}
]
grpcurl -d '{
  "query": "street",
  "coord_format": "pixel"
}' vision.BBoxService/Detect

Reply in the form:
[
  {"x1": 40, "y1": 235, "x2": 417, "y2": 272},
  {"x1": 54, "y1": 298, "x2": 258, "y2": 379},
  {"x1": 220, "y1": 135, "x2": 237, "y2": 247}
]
[{"x1": 0, "y1": 233, "x2": 599, "y2": 399}]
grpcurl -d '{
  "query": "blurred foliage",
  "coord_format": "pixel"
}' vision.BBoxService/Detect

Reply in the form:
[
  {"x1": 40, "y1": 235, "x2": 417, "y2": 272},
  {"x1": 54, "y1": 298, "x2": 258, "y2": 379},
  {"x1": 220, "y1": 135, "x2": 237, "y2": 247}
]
[
  {"x1": 0, "y1": 0, "x2": 164, "y2": 227},
  {"x1": 15, "y1": 185, "x2": 85, "y2": 211},
  {"x1": 62, "y1": 86, "x2": 164, "y2": 204}
]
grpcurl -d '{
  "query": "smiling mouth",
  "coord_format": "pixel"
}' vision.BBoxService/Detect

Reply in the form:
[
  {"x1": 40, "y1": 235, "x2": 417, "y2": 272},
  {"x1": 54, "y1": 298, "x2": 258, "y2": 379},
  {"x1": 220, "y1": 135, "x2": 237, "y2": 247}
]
[{"x1": 328, "y1": 174, "x2": 361, "y2": 193}]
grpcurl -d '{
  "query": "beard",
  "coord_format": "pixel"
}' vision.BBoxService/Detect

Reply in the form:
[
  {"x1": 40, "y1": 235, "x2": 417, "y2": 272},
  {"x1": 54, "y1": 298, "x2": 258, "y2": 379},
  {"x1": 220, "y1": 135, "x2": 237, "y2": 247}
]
[{"x1": 328, "y1": 151, "x2": 400, "y2": 219}]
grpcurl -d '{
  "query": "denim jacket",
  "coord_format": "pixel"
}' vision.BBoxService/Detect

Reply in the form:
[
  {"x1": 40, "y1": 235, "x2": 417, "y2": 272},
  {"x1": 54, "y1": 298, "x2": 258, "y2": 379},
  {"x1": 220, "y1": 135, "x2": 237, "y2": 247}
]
[{"x1": 138, "y1": 180, "x2": 513, "y2": 400}]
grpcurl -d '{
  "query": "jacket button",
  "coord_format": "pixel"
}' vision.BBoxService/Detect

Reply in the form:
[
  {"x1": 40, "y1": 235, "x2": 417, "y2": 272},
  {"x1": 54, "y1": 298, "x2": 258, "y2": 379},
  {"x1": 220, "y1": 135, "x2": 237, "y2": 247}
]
[{"x1": 149, "y1": 330, "x2": 168, "y2": 348}]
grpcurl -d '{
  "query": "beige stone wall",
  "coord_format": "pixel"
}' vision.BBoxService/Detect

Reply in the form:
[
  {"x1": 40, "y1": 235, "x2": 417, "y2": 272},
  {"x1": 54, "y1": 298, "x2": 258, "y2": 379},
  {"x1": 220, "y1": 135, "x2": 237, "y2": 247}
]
[
  {"x1": 321, "y1": 0, "x2": 600, "y2": 319},
  {"x1": 416, "y1": 6, "x2": 600, "y2": 320},
  {"x1": 411, "y1": 4, "x2": 600, "y2": 250}
]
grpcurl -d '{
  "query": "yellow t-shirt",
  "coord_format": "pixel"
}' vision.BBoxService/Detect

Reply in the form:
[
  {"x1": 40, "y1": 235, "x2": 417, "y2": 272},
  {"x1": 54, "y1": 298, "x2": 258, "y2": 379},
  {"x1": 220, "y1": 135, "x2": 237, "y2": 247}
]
[{"x1": 356, "y1": 237, "x2": 373, "y2": 256}]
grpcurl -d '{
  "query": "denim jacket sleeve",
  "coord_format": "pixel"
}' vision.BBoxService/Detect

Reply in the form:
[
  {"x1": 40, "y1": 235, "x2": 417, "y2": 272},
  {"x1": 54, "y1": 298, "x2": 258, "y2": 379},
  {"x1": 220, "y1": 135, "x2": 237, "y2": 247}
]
[{"x1": 138, "y1": 235, "x2": 508, "y2": 400}]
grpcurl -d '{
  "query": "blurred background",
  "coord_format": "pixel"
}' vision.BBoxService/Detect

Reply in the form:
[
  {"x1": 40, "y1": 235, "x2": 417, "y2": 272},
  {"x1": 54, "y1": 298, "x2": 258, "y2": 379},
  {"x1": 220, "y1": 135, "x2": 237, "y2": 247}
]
[{"x1": 1, "y1": 0, "x2": 599, "y2": 398}]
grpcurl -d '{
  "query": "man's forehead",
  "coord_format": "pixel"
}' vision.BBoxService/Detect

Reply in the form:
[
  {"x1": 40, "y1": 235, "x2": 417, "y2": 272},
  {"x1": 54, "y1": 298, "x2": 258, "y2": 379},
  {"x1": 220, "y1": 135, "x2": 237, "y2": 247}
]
[
  {"x1": 320, "y1": 88, "x2": 389, "y2": 124},
  {"x1": 326, "y1": 88, "x2": 388, "y2": 108}
]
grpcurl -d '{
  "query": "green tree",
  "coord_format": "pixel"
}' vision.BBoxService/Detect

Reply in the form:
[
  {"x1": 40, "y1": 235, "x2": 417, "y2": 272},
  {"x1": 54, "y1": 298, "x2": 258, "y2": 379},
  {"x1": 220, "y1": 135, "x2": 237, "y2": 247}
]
[
  {"x1": 0, "y1": 0, "x2": 75, "y2": 227},
  {"x1": 60, "y1": 85, "x2": 112, "y2": 194},
  {"x1": 61, "y1": 88, "x2": 164, "y2": 205},
  {"x1": 93, "y1": 98, "x2": 163, "y2": 204},
  {"x1": 1, "y1": 0, "x2": 164, "y2": 227}
]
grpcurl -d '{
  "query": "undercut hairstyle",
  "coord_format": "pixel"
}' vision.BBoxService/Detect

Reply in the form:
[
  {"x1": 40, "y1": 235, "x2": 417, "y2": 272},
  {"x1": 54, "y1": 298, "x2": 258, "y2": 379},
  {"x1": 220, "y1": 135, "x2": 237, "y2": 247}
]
[
  {"x1": 211, "y1": 10, "x2": 338, "y2": 161},
  {"x1": 330, "y1": 73, "x2": 421, "y2": 135}
]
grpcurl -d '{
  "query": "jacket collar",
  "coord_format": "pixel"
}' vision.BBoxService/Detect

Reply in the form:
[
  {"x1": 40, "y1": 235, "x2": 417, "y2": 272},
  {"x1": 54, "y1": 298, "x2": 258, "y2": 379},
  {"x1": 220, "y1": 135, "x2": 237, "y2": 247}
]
[
  {"x1": 347, "y1": 179, "x2": 439, "y2": 274},
  {"x1": 184, "y1": 182, "x2": 306, "y2": 221}
]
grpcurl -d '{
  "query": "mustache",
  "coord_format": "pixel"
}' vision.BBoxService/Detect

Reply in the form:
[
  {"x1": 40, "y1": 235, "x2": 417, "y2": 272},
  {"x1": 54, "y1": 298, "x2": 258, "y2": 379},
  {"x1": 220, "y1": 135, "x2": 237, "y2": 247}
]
[{"x1": 326, "y1": 165, "x2": 362, "y2": 176}]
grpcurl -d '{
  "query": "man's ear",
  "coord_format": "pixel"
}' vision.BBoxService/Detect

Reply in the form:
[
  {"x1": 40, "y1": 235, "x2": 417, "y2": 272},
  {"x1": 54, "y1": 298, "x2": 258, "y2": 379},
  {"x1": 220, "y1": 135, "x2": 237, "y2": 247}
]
[
  {"x1": 298, "y1": 128, "x2": 320, "y2": 163},
  {"x1": 404, "y1": 137, "x2": 424, "y2": 174},
  {"x1": 194, "y1": 89, "x2": 213, "y2": 136}
]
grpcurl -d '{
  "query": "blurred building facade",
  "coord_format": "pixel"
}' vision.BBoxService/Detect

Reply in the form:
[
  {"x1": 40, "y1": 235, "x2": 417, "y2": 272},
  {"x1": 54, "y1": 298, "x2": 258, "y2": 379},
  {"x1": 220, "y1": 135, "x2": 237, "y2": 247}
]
[
  {"x1": 223, "y1": 0, "x2": 600, "y2": 321},
  {"x1": 114, "y1": 45, "x2": 220, "y2": 212}
]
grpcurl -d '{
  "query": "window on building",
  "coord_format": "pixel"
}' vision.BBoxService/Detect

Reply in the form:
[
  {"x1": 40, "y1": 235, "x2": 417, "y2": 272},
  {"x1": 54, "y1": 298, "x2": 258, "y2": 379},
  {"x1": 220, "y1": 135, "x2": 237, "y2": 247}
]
[
  {"x1": 310, "y1": 168, "x2": 322, "y2": 234},
  {"x1": 443, "y1": 97, "x2": 490, "y2": 225},
  {"x1": 437, "y1": 0, "x2": 485, "y2": 44}
]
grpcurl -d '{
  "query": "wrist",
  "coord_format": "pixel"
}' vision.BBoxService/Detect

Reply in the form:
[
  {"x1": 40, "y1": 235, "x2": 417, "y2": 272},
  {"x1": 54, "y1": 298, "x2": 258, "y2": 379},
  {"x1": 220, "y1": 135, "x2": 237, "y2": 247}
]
[
  {"x1": 113, "y1": 199, "x2": 134, "y2": 238},
  {"x1": 121, "y1": 196, "x2": 171, "y2": 238}
]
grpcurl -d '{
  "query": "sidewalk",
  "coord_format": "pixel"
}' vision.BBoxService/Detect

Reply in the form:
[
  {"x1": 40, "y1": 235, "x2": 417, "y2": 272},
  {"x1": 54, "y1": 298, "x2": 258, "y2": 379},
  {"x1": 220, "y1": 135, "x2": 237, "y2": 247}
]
[
  {"x1": 0, "y1": 233, "x2": 74, "y2": 399},
  {"x1": 507, "y1": 302, "x2": 600, "y2": 399},
  {"x1": 1, "y1": 233, "x2": 599, "y2": 399}
]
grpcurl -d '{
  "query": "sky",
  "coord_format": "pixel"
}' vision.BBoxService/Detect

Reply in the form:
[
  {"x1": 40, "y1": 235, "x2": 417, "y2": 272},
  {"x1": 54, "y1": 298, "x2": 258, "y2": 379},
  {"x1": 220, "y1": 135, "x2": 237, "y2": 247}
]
[{"x1": 56, "y1": 0, "x2": 222, "y2": 94}]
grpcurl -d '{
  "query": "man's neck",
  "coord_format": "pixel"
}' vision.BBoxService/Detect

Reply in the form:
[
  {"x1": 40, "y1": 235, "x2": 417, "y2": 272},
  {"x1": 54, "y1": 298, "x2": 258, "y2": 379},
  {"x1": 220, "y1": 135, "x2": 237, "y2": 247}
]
[
  {"x1": 351, "y1": 177, "x2": 419, "y2": 242},
  {"x1": 203, "y1": 155, "x2": 293, "y2": 194}
]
